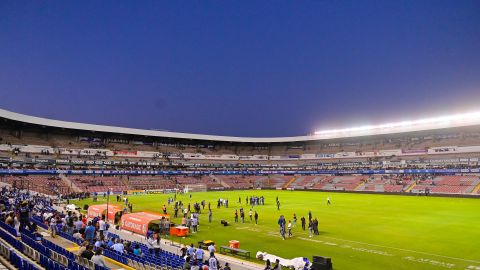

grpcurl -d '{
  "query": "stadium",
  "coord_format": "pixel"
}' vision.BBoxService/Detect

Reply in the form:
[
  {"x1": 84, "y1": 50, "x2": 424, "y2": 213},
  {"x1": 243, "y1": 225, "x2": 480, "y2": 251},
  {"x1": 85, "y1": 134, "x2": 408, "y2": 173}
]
[
  {"x1": 1, "y1": 2, "x2": 480, "y2": 270},
  {"x1": 0, "y1": 108, "x2": 479, "y2": 270}
]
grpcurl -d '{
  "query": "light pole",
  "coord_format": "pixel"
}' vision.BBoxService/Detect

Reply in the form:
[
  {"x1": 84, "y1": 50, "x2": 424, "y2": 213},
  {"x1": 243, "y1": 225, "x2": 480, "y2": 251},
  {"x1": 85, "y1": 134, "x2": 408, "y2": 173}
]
[{"x1": 106, "y1": 188, "x2": 112, "y2": 224}]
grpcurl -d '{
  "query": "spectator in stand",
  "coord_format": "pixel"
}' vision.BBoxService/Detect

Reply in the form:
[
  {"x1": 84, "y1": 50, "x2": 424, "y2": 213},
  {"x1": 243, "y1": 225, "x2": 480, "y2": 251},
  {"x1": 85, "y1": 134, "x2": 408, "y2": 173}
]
[
  {"x1": 147, "y1": 234, "x2": 161, "y2": 256},
  {"x1": 264, "y1": 259, "x2": 272, "y2": 270},
  {"x1": 183, "y1": 257, "x2": 191, "y2": 270},
  {"x1": 98, "y1": 218, "x2": 106, "y2": 238},
  {"x1": 208, "y1": 252, "x2": 218, "y2": 270},
  {"x1": 133, "y1": 244, "x2": 143, "y2": 257},
  {"x1": 187, "y1": 243, "x2": 195, "y2": 257},
  {"x1": 74, "y1": 217, "x2": 84, "y2": 230},
  {"x1": 84, "y1": 221, "x2": 95, "y2": 242},
  {"x1": 107, "y1": 237, "x2": 115, "y2": 248},
  {"x1": 273, "y1": 259, "x2": 281, "y2": 270},
  {"x1": 94, "y1": 237, "x2": 105, "y2": 250},
  {"x1": 19, "y1": 200, "x2": 31, "y2": 231},
  {"x1": 91, "y1": 249, "x2": 108, "y2": 268},
  {"x1": 195, "y1": 244, "x2": 204, "y2": 264},
  {"x1": 207, "y1": 244, "x2": 216, "y2": 257},
  {"x1": 112, "y1": 239, "x2": 124, "y2": 254},
  {"x1": 49, "y1": 214, "x2": 57, "y2": 237},
  {"x1": 5, "y1": 212, "x2": 14, "y2": 226},
  {"x1": 191, "y1": 261, "x2": 200, "y2": 270},
  {"x1": 73, "y1": 230, "x2": 83, "y2": 241},
  {"x1": 78, "y1": 241, "x2": 89, "y2": 256},
  {"x1": 13, "y1": 213, "x2": 21, "y2": 236},
  {"x1": 80, "y1": 244, "x2": 94, "y2": 260}
]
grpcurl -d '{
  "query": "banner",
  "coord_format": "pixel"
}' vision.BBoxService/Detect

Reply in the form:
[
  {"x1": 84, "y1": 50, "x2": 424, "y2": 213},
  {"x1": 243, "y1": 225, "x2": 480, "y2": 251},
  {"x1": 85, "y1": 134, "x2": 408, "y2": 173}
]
[{"x1": 120, "y1": 212, "x2": 169, "y2": 235}]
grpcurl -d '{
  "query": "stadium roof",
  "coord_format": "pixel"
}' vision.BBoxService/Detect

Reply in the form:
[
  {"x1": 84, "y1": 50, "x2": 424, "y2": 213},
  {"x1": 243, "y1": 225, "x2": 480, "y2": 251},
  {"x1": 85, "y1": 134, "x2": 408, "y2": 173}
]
[{"x1": 1, "y1": 108, "x2": 480, "y2": 143}]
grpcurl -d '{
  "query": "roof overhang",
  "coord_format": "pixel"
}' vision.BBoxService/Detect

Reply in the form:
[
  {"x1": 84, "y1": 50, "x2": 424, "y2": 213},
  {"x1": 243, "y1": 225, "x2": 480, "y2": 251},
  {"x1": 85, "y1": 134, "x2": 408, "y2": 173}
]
[{"x1": 1, "y1": 108, "x2": 480, "y2": 143}]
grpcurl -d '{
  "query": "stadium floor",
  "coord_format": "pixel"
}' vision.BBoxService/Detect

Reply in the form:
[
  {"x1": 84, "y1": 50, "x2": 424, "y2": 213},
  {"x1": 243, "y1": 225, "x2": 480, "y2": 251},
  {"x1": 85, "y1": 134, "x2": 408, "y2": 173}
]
[{"x1": 78, "y1": 190, "x2": 480, "y2": 270}]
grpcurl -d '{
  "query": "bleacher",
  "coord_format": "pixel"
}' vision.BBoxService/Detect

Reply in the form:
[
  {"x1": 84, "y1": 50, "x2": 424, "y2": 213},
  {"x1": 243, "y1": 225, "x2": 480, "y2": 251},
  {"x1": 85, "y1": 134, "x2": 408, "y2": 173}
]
[
  {"x1": 30, "y1": 213, "x2": 186, "y2": 270},
  {"x1": 408, "y1": 175, "x2": 480, "y2": 194},
  {"x1": 321, "y1": 176, "x2": 365, "y2": 191},
  {"x1": 69, "y1": 176, "x2": 128, "y2": 193},
  {"x1": 0, "y1": 175, "x2": 71, "y2": 195},
  {"x1": 215, "y1": 176, "x2": 253, "y2": 189}
]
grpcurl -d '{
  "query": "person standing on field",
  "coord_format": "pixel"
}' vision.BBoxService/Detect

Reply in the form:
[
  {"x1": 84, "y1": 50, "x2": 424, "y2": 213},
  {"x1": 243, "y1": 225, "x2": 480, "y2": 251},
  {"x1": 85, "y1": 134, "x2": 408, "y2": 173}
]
[
  {"x1": 287, "y1": 220, "x2": 292, "y2": 237},
  {"x1": 308, "y1": 220, "x2": 314, "y2": 237},
  {"x1": 254, "y1": 211, "x2": 258, "y2": 225}
]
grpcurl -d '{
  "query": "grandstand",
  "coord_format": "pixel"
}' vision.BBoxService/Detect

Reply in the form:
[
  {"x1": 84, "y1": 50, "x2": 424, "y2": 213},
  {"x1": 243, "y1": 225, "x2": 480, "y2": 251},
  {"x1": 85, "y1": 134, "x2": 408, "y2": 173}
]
[
  {"x1": 1, "y1": 110, "x2": 480, "y2": 182},
  {"x1": 0, "y1": 108, "x2": 479, "y2": 270}
]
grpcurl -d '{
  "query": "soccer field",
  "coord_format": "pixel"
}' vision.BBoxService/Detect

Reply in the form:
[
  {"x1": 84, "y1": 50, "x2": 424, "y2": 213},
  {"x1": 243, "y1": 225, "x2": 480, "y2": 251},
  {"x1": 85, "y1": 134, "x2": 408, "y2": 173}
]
[{"x1": 78, "y1": 190, "x2": 480, "y2": 270}]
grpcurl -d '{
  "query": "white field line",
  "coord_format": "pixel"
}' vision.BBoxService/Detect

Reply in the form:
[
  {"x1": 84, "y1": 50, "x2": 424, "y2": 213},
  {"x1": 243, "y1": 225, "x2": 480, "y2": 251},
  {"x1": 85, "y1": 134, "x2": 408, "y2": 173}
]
[{"x1": 240, "y1": 225, "x2": 480, "y2": 264}]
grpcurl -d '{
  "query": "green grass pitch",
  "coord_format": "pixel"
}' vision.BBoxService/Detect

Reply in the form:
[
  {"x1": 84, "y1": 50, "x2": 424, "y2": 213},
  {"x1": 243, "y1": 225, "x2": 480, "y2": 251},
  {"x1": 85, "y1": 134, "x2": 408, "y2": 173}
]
[{"x1": 77, "y1": 190, "x2": 480, "y2": 270}]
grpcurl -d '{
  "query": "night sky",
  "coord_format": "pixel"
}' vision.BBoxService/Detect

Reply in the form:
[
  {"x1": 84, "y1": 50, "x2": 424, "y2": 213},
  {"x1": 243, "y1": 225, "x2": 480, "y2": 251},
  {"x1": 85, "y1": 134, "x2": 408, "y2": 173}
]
[{"x1": 1, "y1": 1, "x2": 479, "y2": 137}]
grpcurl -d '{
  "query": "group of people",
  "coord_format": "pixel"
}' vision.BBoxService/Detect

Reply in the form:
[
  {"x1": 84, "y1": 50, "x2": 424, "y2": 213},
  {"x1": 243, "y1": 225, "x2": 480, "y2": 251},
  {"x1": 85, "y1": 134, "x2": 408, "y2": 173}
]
[
  {"x1": 277, "y1": 199, "x2": 331, "y2": 239},
  {"x1": 240, "y1": 196, "x2": 265, "y2": 206},
  {"x1": 233, "y1": 208, "x2": 259, "y2": 224},
  {"x1": 0, "y1": 186, "x2": 174, "y2": 269},
  {"x1": 181, "y1": 212, "x2": 200, "y2": 233},
  {"x1": 181, "y1": 243, "x2": 229, "y2": 270},
  {"x1": 0, "y1": 187, "x2": 50, "y2": 236}
]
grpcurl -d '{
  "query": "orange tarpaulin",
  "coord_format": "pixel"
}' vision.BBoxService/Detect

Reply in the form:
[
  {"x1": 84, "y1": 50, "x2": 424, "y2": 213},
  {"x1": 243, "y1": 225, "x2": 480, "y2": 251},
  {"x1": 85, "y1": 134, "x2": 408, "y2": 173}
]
[
  {"x1": 120, "y1": 212, "x2": 170, "y2": 236},
  {"x1": 87, "y1": 204, "x2": 122, "y2": 221}
]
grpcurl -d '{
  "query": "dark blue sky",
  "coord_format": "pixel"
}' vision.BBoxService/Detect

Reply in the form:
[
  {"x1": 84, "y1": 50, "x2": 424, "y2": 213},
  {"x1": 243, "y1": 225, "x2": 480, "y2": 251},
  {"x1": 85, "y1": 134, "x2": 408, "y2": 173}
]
[{"x1": 1, "y1": 1, "x2": 479, "y2": 137}]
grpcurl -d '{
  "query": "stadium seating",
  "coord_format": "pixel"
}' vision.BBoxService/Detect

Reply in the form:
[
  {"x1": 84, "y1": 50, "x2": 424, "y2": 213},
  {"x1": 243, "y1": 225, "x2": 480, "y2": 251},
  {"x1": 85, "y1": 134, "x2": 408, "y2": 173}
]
[{"x1": 0, "y1": 175, "x2": 71, "y2": 195}]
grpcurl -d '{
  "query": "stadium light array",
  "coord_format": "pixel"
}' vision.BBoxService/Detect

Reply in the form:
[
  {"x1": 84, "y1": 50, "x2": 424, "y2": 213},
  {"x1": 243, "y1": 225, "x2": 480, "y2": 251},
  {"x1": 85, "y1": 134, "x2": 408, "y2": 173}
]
[{"x1": 313, "y1": 111, "x2": 480, "y2": 137}]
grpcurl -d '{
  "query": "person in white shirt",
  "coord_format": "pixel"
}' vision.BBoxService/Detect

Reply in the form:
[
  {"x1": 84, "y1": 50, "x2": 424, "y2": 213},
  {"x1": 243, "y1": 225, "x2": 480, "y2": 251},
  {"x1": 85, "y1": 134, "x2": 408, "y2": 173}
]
[
  {"x1": 147, "y1": 234, "x2": 161, "y2": 256},
  {"x1": 112, "y1": 239, "x2": 124, "y2": 254},
  {"x1": 207, "y1": 244, "x2": 216, "y2": 255},
  {"x1": 91, "y1": 249, "x2": 107, "y2": 267},
  {"x1": 94, "y1": 238, "x2": 104, "y2": 250},
  {"x1": 50, "y1": 216, "x2": 57, "y2": 237},
  {"x1": 13, "y1": 215, "x2": 20, "y2": 236},
  {"x1": 73, "y1": 230, "x2": 84, "y2": 241},
  {"x1": 287, "y1": 221, "x2": 292, "y2": 237},
  {"x1": 98, "y1": 219, "x2": 106, "y2": 237},
  {"x1": 209, "y1": 252, "x2": 218, "y2": 270},
  {"x1": 74, "y1": 218, "x2": 84, "y2": 230}
]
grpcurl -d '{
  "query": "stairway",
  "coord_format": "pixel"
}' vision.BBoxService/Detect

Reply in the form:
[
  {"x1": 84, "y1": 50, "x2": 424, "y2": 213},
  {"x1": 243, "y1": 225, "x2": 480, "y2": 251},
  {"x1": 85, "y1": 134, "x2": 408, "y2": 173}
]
[
  {"x1": 59, "y1": 174, "x2": 82, "y2": 193},
  {"x1": 405, "y1": 182, "x2": 417, "y2": 193},
  {"x1": 471, "y1": 182, "x2": 480, "y2": 194},
  {"x1": 210, "y1": 175, "x2": 231, "y2": 188},
  {"x1": 283, "y1": 177, "x2": 297, "y2": 189},
  {"x1": 354, "y1": 180, "x2": 367, "y2": 191}
]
